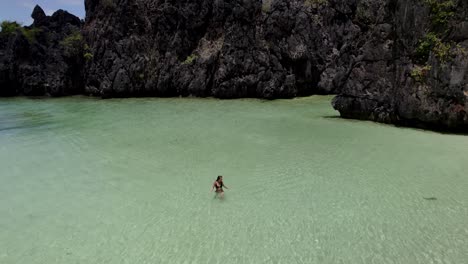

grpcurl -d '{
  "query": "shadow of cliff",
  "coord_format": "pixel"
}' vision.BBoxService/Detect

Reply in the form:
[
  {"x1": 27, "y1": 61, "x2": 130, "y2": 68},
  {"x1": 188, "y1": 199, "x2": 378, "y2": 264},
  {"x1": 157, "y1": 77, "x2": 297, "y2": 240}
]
[
  {"x1": 322, "y1": 116, "x2": 468, "y2": 136},
  {"x1": 0, "y1": 112, "x2": 54, "y2": 133}
]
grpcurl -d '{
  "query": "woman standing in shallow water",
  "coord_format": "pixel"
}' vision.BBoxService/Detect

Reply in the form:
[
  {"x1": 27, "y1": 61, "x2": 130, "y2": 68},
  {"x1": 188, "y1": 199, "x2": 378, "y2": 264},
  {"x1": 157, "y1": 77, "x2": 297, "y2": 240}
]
[{"x1": 211, "y1": 175, "x2": 228, "y2": 199}]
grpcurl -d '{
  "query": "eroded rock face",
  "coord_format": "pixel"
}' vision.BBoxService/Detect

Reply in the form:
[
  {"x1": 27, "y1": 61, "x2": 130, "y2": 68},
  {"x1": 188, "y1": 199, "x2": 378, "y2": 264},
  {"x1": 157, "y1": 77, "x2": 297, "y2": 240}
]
[
  {"x1": 83, "y1": 0, "x2": 467, "y2": 130},
  {"x1": 82, "y1": 0, "x2": 361, "y2": 98},
  {"x1": 1, "y1": 1, "x2": 467, "y2": 131},
  {"x1": 332, "y1": 0, "x2": 468, "y2": 131},
  {"x1": 0, "y1": 5, "x2": 83, "y2": 96}
]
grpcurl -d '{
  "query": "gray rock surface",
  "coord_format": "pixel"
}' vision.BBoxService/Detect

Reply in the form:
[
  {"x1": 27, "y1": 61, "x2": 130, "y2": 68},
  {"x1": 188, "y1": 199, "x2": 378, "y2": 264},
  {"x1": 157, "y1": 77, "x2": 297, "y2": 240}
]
[
  {"x1": 332, "y1": 0, "x2": 468, "y2": 131},
  {"x1": 1, "y1": 0, "x2": 467, "y2": 131},
  {"x1": 83, "y1": 0, "x2": 362, "y2": 98},
  {"x1": 0, "y1": 5, "x2": 83, "y2": 96}
]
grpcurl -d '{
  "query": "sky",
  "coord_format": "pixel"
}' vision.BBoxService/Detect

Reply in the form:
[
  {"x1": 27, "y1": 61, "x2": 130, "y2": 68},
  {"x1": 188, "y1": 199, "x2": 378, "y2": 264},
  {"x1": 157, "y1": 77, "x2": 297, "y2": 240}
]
[{"x1": 0, "y1": 0, "x2": 85, "y2": 26}]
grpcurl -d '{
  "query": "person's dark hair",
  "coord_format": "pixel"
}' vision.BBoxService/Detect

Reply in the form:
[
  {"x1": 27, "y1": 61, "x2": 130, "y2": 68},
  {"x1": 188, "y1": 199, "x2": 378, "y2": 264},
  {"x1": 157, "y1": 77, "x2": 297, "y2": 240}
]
[{"x1": 216, "y1": 175, "x2": 222, "y2": 181}]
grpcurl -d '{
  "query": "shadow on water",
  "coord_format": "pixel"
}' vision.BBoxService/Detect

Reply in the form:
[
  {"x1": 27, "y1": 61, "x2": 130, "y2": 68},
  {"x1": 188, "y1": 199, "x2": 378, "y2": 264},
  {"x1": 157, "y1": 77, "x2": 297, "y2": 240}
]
[
  {"x1": 0, "y1": 122, "x2": 53, "y2": 132},
  {"x1": 322, "y1": 116, "x2": 468, "y2": 136},
  {"x1": 0, "y1": 111, "x2": 54, "y2": 132},
  {"x1": 322, "y1": 115, "x2": 341, "y2": 119}
]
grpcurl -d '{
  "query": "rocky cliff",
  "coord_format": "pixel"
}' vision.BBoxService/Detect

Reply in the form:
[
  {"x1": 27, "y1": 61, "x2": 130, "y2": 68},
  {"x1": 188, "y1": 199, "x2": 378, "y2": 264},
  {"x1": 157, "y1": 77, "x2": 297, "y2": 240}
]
[
  {"x1": 82, "y1": 0, "x2": 360, "y2": 98},
  {"x1": 0, "y1": 6, "x2": 84, "y2": 96},
  {"x1": 0, "y1": 0, "x2": 467, "y2": 131},
  {"x1": 332, "y1": 0, "x2": 468, "y2": 131}
]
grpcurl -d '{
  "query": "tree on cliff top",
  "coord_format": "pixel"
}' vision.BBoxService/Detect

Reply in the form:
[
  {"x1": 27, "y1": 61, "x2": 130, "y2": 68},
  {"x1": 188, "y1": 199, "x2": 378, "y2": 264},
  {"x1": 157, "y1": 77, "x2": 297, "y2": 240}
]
[
  {"x1": 1, "y1": 20, "x2": 41, "y2": 43},
  {"x1": 0, "y1": 21, "x2": 22, "y2": 35}
]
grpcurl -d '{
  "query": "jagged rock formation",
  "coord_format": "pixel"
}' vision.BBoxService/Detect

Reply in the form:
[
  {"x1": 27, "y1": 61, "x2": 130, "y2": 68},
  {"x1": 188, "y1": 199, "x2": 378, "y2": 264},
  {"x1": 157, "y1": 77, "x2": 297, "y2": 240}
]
[
  {"x1": 332, "y1": 0, "x2": 468, "y2": 131},
  {"x1": 0, "y1": 0, "x2": 467, "y2": 131},
  {"x1": 0, "y1": 5, "x2": 83, "y2": 96},
  {"x1": 83, "y1": 0, "x2": 361, "y2": 98}
]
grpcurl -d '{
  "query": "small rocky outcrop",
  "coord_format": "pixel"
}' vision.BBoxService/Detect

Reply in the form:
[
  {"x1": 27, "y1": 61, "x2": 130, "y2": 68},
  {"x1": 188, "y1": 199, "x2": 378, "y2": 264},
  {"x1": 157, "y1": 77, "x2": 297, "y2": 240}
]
[{"x1": 0, "y1": 5, "x2": 84, "y2": 96}]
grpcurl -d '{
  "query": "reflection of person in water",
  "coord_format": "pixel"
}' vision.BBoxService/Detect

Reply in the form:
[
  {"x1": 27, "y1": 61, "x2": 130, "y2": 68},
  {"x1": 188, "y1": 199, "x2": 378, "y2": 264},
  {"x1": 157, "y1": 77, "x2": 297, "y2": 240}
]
[{"x1": 211, "y1": 175, "x2": 228, "y2": 198}]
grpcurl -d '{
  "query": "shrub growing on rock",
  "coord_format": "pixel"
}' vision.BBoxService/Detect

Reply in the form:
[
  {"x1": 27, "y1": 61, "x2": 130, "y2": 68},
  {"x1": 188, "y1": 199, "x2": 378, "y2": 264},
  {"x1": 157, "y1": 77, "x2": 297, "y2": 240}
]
[
  {"x1": 0, "y1": 21, "x2": 22, "y2": 35},
  {"x1": 61, "y1": 31, "x2": 83, "y2": 57},
  {"x1": 423, "y1": 0, "x2": 455, "y2": 27},
  {"x1": 182, "y1": 54, "x2": 198, "y2": 65}
]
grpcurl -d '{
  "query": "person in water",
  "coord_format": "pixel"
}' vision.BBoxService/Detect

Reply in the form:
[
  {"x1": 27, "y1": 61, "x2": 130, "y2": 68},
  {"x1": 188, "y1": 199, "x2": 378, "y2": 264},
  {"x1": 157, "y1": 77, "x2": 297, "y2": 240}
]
[{"x1": 211, "y1": 175, "x2": 228, "y2": 198}]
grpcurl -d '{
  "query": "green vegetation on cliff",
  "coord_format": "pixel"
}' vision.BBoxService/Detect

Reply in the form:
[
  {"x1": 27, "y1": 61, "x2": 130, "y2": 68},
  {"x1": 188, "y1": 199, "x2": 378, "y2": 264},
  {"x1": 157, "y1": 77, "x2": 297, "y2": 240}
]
[
  {"x1": 0, "y1": 21, "x2": 21, "y2": 35},
  {"x1": 410, "y1": 65, "x2": 432, "y2": 83},
  {"x1": 61, "y1": 31, "x2": 94, "y2": 61},
  {"x1": 182, "y1": 54, "x2": 198, "y2": 65},
  {"x1": 1, "y1": 20, "x2": 41, "y2": 43},
  {"x1": 423, "y1": 0, "x2": 455, "y2": 27},
  {"x1": 61, "y1": 31, "x2": 83, "y2": 49},
  {"x1": 415, "y1": 32, "x2": 451, "y2": 63},
  {"x1": 412, "y1": 0, "x2": 458, "y2": 82},
  {"x1": 22, "y1": 28, "x2": 41, "y2": 43}
]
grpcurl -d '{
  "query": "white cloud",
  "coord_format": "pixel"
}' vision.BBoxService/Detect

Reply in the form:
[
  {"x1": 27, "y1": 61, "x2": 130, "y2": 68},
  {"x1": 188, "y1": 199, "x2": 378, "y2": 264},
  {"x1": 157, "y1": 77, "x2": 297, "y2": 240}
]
[
  {"x1": 45, "y1": 9, "x2": 56, "y2": 16},
  {"x1": 19, "y1": 1, "x2": 35, "y2": 9},
  {"x1": 57, "y1": 0, "x2": 83, "y2": 6},
  {"x1": 25, "y1": 18, "x2": 34, "y2": 26}
]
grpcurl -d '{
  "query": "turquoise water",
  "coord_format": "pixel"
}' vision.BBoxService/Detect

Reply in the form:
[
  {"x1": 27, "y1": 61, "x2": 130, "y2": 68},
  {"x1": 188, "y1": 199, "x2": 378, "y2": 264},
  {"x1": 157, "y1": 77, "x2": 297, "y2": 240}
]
[{"x1": 0, "y1": 96, "x2": 467, "y2": 263}]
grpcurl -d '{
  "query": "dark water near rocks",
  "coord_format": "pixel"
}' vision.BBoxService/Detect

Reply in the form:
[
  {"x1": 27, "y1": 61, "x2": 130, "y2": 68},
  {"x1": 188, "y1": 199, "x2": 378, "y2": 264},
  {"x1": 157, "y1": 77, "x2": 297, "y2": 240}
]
[{"x1": 0, "y1": 96, "x2": 467, "y2": 263}]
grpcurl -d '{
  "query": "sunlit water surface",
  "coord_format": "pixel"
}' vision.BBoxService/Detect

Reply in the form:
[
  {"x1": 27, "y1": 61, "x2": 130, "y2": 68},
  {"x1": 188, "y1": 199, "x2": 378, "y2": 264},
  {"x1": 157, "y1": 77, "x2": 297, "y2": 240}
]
[{"x1": 0, "y1": 96, "x2": 467, "y2": 263}]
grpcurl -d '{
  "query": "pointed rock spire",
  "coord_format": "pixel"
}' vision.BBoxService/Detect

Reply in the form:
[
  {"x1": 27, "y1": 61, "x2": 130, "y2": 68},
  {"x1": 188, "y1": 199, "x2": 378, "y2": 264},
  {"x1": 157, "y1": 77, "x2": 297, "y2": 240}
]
[{"x1": 32, "y1": 5, "x2": 47, "y2": 26}]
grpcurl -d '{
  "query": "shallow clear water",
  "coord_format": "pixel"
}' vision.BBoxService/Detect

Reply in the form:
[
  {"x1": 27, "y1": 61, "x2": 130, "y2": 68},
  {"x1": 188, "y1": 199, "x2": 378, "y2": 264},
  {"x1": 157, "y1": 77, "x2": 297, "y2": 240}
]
[{"x1": 0, "y1": 96, "x2": 467, "y2": 264}]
